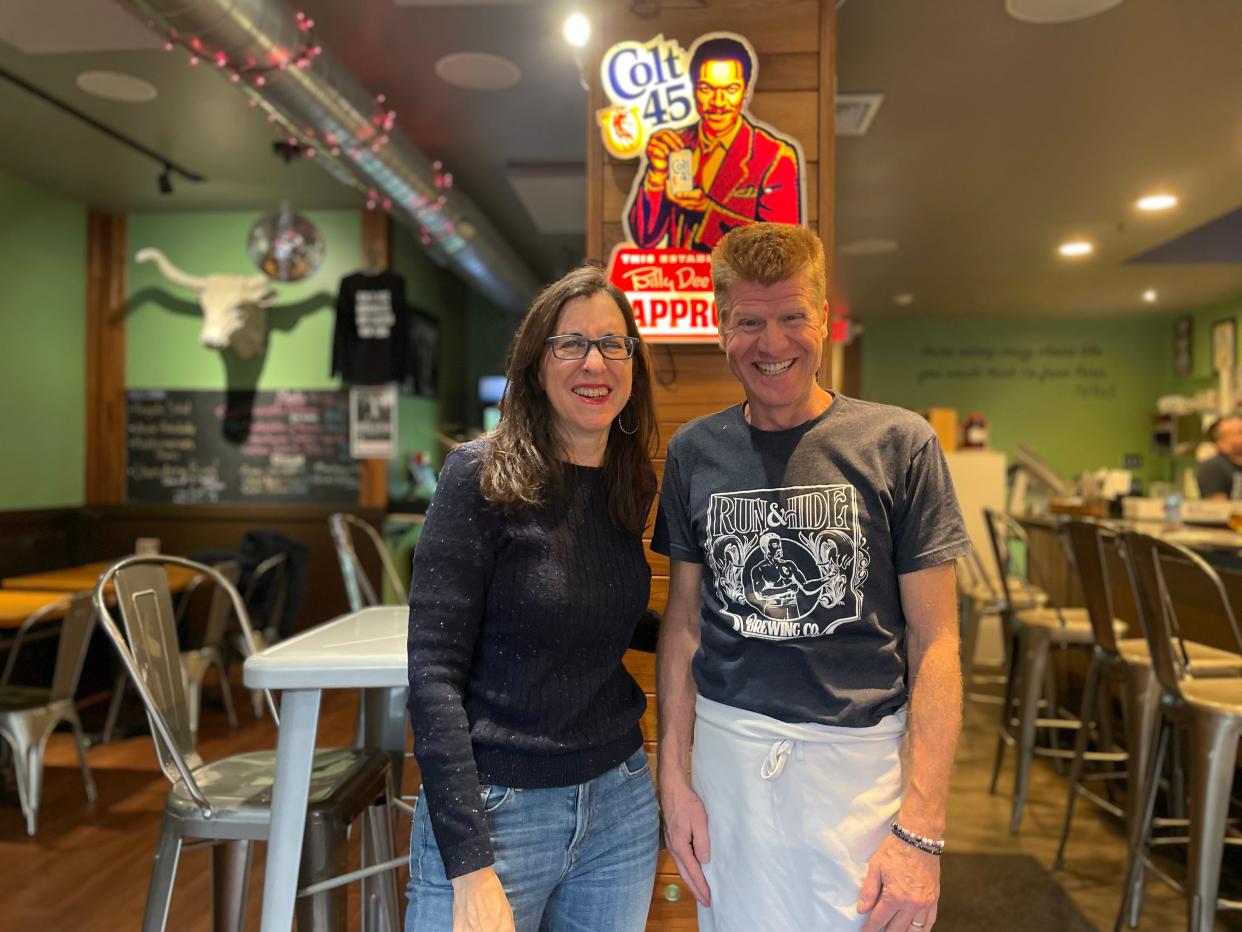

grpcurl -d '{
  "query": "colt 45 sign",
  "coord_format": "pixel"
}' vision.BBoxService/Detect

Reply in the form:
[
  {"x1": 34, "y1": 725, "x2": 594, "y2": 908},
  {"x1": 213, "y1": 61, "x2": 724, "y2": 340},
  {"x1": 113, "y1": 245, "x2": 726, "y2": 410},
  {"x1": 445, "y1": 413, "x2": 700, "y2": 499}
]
[{"x1": 598, "y1": 31, "x2": 806, "y2": 342}]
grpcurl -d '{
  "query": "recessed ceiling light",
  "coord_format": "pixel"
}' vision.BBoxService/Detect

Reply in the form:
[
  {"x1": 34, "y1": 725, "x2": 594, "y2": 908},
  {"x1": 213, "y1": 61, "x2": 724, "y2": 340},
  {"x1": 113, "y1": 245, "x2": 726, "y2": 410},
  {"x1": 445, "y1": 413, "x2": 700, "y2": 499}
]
[
  {"x1": 75, "y1": 70, "x2": 157, "y2": 103},
  {"x1": 1136, "y1": 193, "x2": 1178, "y2": 212},
  {"x1": 1006, "y1": 0, "x2": 1125, "y2": 25},
  {"x1": 839, "y1": 238, "x2": 898, "y2": 256},
  {"x1": 563, "y1": 13, "x2": 590, "y2": 48},
  {"x1": 893, "y1": 293, "x2": 914, "y2": 307},
  {"x1": 1142, "y1": 289, "x2": 1158, "y2": 303},
  {"x1": 434, "y1": 52, "x2": 521, "y2": 90},
  {"x1": 1058, "y1": 239, "x2": 1094, "y2": 258}
]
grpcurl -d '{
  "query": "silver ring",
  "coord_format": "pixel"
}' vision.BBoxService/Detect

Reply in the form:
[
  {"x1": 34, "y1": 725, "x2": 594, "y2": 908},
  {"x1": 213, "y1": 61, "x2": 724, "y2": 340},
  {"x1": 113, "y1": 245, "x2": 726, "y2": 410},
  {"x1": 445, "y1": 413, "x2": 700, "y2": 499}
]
[{"x1": 911, "y1": 923, "x2": 926, "y2": 929}]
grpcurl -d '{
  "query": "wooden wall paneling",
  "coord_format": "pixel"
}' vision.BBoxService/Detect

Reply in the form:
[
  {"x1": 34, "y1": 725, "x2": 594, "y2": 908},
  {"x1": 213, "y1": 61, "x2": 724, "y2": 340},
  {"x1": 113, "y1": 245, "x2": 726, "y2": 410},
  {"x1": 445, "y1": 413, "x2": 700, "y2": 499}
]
[
  {"x1": 0, "y1": 508, "x2": 91, "y2": 578},
  {"x1": 601, "y1": 1, "x2": 820, "y2": 54},
  {"x1": 755, "y1": 52, "x2": 819, "y2": 91},
  {"x1": 589, "y1": 11, "x2": 835, "y2": 918},
  {"x1": 358, "y1": 211, "x2": 391, "y2": 508},
  {"x1": 85, "y1": 211, "x2": 127, "y2": 505},
  {"x1": 819, "y1": 0, "x2": 837, "y2": 390},
  {"x1": 643, "y1": 541, "x2": 670, "y2": 578}
]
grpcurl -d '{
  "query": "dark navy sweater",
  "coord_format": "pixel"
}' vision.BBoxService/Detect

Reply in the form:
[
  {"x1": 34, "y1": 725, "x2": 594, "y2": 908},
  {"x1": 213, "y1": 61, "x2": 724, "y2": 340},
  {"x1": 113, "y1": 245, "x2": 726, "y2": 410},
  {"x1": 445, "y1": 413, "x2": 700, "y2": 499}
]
[{"x1": 406, "y1": 439, "x2": 650, "y2": 878}]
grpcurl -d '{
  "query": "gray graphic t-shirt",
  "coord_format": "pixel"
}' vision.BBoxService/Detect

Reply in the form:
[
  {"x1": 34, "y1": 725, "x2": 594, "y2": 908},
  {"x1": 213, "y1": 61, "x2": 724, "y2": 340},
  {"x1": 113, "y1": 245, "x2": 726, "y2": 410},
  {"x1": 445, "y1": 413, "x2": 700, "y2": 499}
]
[{"x1": 652, "y1": 394, "x2": 971, "y2": 727}]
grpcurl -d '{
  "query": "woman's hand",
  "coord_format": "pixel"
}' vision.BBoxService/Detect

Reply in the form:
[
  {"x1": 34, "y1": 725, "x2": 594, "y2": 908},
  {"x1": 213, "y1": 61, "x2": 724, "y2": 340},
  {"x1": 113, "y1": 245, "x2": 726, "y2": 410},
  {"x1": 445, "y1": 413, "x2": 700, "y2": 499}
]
[{"x1": 451, "y1": 866, "x2": 515, "y2": 932}]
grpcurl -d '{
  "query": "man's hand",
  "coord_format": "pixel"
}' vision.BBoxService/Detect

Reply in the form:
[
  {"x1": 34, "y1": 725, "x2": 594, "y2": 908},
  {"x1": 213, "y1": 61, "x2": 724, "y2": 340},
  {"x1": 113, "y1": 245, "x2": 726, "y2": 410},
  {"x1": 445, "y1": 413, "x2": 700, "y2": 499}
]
[
  {"x1": 668, "y1": 188, "x2": 710, "y2": 211},
  {"x1": 452, "y1": 866, "x2": 516, "y2": 932},
  {"x1": 856, "y1": 835, "x2": 940, "y2": 932},
  {"x1": 659, "y1": 776, "x2": 713, "y2": 906},
  {"x1": 644, "y1": 129, "x2": 683, "y2": 182}
]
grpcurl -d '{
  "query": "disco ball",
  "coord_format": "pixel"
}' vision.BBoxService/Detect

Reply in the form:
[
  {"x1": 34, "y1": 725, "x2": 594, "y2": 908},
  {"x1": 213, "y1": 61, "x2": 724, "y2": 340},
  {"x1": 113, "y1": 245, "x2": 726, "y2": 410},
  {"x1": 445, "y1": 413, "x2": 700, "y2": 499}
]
[{"x1": 248, "y1": 204, "x2": 325, "y2": 282}]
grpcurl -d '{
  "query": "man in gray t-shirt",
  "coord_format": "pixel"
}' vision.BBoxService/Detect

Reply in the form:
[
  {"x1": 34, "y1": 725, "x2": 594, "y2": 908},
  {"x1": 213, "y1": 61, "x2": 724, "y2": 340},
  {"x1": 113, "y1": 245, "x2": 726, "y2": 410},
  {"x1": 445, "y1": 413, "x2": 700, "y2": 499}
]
[
  {"x1": 654, "y1": 393, "x2": 970, "y2": 729},
  {"x1": 653, "y1": 224, "x2": 970, "y2": 932}
]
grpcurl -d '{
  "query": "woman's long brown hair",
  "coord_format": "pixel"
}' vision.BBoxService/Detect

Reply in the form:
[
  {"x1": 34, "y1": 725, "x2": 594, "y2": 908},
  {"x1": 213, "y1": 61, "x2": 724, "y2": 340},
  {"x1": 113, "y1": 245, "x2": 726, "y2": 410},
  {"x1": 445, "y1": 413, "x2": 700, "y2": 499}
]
[{"x1": 478, "y1": 265, "x2": 658, "y2": 533}]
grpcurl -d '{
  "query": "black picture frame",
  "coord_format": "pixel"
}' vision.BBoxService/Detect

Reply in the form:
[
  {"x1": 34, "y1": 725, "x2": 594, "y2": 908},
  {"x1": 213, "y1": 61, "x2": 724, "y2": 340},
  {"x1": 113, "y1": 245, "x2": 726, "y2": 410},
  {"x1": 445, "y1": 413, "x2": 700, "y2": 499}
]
[
  {"x1": 1212, "y1": 317, "x2": 1236, "y2": 374},
  {"x1": 1174, "y1": 315, "x2": 1193, "y2": 378},
  {"x1": 405, "y1": 309, "x2": 440, "y2": 398}
]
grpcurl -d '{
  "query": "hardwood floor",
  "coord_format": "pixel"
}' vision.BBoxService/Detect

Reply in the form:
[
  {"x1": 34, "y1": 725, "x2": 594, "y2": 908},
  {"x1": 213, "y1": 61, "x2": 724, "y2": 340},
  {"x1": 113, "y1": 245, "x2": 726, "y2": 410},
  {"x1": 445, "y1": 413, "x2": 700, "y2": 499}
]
[{"x1": 4, "y1": 681, "x2": 1240, "y2": 929}]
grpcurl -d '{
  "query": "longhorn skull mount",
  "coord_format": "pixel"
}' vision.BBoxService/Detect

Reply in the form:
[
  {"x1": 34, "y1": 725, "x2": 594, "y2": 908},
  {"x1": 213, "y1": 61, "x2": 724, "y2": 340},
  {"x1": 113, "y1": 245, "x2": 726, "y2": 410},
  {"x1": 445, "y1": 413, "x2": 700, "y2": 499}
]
[{"x1": 136, "y1": 247, "x2": 278, "y2": 359}]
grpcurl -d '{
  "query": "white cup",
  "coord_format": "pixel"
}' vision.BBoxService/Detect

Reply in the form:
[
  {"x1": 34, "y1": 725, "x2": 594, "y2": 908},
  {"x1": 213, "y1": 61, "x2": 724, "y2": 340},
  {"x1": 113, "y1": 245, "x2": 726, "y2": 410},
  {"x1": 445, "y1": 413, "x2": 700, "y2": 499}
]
[{"x1": 135, "y1": 537, "x2": 161, "y2": 557}]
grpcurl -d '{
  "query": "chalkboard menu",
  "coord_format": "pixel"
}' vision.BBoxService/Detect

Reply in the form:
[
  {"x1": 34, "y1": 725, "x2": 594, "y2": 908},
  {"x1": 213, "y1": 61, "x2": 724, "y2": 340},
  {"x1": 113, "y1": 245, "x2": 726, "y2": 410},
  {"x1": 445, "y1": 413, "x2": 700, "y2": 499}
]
[{"x1": 127, "y1": 389, "x2": 360, "y2": 504}]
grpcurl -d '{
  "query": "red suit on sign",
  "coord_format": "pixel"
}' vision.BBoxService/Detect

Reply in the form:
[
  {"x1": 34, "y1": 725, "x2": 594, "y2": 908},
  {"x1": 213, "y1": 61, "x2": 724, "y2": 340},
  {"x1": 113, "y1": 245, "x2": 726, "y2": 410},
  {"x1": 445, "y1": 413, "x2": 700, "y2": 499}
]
[
  {"x1": 627, "y1": 117, "x2": 801, "y2": 251},
  {"x1": 624, "y1": 37, "x2": 803, "y2": 252}
]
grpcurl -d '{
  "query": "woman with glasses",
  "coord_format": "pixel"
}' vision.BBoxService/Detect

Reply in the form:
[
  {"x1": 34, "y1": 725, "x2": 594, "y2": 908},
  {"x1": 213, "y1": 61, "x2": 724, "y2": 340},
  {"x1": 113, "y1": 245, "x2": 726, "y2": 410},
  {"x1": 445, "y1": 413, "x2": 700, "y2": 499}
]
[{"x1": 406, "y1": 265, "x2": 660, "y2": 932}]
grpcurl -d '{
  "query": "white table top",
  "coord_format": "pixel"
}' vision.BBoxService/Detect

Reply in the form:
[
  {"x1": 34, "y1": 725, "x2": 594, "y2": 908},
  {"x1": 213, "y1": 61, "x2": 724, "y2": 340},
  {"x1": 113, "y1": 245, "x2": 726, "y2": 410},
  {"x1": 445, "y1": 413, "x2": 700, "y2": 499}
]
[{"x1": 243, "y1": 605, "x2": 407, "y2": 689}]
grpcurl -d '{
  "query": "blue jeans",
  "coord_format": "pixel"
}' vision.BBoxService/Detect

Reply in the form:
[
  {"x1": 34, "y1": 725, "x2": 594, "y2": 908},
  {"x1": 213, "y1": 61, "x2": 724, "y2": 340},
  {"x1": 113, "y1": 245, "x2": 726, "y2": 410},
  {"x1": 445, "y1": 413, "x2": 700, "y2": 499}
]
[{"x1": 405, "y1": 746, "x2": 659, "y2": 931}]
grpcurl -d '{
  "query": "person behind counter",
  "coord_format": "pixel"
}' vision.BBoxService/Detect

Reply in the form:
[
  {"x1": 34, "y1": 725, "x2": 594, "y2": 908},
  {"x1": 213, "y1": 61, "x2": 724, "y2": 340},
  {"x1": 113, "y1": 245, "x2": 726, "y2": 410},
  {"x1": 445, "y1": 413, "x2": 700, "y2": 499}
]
[
  {"x1": 1196, "y1": 414, "x2": 1242, "y2": 500},
  {"x1": 405, "y1": 265, "x2": 660, "y2": 932}
]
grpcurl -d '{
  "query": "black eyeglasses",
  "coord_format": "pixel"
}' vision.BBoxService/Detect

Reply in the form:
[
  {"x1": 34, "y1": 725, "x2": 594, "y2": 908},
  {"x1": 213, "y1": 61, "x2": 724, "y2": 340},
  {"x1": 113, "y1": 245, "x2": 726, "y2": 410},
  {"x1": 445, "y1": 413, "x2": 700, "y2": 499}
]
[{"x1": 545, "y1": 334, "x2": 639, "y2": 360}]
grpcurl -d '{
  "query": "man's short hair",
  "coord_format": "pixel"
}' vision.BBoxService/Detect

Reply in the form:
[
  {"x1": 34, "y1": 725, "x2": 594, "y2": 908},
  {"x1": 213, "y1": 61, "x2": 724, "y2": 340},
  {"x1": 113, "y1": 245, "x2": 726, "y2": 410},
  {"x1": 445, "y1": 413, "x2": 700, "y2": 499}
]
[
  {"x1": 712, "y1": 223, "x2": 827, "y2": 324},
  {"x1": 689, "y1": 37, "x2": 754, "y2": 87}
]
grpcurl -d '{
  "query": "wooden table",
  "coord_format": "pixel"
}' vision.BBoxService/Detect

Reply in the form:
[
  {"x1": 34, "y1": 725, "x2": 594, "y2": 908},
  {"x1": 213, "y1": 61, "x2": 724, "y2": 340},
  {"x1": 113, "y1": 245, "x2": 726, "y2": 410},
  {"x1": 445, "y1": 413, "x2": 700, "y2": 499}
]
[
  {"x1": 1, "y1": 560, "x2": 200, "y2": 595},
  {"x1": 0, "y1": 590, "x2": 73, "y2": 629}
]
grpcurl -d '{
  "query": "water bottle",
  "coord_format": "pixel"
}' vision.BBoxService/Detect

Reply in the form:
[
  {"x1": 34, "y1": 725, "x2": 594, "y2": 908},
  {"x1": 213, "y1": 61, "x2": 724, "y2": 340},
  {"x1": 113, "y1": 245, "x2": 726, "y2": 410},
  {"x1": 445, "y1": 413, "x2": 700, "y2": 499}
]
[{"x1": 1164, "y1": 492, "x2": 1182, "y2": 527}]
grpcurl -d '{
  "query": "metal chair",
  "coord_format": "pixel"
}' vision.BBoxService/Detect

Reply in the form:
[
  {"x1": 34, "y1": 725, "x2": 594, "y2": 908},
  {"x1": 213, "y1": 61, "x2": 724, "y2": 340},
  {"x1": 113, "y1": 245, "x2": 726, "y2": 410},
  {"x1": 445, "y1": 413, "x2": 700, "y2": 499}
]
[
  {"x1": 103, "y1": 560, "x2": 245, "y2": 741},
  {"x1": 234, "y1": 552, "x2": 290, "y2": 718},
  {"x1": 329, "y1": 513, "x2": 407, "y2": 611},
  {"x1": 984, "y1": 509, "x2": 1127, "y2": 833},
  {"x1": 1116, "y1": 532, "x2": 1242, "y2": 932},
  {"x1": 1056, "y1": 519, "x2": 1242, "y2": 869},
  {"x1": 0, "y1": 592, "x2": 97, "y2": 835},
  {"x1": 181, "y1": 560, "x2": 242, "y2": 737},
  {"x1": 93, "y1": 555, "x2": 401, "y2": 932}
]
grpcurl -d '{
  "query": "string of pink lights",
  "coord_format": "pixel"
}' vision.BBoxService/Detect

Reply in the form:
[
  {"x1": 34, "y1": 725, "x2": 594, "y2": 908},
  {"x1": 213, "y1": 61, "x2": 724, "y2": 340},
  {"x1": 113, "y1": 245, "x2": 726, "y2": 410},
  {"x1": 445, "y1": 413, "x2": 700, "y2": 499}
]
[{"x1": 149, "y1": 7, "x2": 460, "y2": 244}]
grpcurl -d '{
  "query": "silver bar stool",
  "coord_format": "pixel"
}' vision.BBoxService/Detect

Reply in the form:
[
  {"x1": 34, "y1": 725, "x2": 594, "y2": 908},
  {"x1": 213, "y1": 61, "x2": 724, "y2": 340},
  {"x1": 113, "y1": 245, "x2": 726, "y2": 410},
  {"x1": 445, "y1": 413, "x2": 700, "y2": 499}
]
[
  {"x1": 985, "y1": 509, "x2": 1127, "y2": 833},
  {"x1": 1116, "y1": 531, "x2": 1242, "y2": 931}
]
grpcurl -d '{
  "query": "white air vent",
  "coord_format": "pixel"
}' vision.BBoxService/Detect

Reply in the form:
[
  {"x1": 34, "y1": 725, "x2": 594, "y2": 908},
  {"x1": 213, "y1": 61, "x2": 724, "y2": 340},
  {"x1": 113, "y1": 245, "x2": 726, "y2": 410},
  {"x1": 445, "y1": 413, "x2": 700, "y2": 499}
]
[{"x1": 835, "y1": 94, "x2": 884, "y2": 136}]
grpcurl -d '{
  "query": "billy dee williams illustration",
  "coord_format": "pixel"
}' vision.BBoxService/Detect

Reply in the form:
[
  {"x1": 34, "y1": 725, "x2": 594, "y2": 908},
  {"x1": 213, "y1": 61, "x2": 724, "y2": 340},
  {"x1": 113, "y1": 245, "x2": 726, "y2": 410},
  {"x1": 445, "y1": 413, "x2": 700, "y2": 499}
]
[{"x1": 707, "y1": 484, "x2": 871, "y2": 638}]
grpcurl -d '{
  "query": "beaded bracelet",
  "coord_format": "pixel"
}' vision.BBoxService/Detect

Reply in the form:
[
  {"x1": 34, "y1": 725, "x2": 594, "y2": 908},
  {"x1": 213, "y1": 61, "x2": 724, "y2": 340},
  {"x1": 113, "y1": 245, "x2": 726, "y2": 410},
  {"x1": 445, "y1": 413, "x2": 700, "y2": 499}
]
[{"x1": 890, "y1": 821, "x2": 945, "y2": 856}]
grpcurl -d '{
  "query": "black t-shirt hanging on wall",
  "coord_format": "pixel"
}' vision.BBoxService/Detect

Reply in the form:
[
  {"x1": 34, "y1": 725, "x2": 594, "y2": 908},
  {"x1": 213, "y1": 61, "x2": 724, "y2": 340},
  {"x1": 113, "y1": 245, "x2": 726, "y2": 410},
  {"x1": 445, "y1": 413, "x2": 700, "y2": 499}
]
[{"x1": 331, "y1": 271, "x2": 411, "y2": 383}]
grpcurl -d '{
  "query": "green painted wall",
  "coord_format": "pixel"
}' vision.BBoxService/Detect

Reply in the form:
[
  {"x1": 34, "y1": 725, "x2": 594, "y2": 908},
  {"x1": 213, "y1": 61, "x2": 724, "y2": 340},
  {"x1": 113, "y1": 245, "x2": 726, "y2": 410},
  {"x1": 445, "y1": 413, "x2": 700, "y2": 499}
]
[
  {"x1": 0, "y1": 170, "x2": 86, "y2": 510},
  {"x1": 860, "y1": 316, "x2": 1169, "y2": 482},
  {"x1": 127, "y1": 210, "x2": 361, "y2": 390}
]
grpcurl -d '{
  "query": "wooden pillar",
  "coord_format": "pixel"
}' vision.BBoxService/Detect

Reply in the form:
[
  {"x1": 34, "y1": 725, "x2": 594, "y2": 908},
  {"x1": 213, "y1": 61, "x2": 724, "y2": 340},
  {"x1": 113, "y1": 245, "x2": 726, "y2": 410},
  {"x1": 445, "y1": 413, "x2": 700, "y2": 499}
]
[
  {"x1": 357, "y1": 210, "x2": 391, "y2": 509},
  {"x1": 585, "y1": 1, "x2": 836, "y2": 916},
  {"x1": 85, "y1": 211, "x2": 127, "y2": 505}
]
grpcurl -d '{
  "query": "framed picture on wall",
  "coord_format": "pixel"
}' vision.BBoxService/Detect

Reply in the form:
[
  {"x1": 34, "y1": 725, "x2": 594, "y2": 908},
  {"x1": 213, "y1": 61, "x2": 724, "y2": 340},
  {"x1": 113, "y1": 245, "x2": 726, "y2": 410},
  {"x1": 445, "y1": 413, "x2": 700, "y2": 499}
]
[
  {"x1": 1174, "y1": 315, "x2": 1194, "y2": 377},
  {"x1": 1212, "y1": 318, "x2": 1236, "y2": 373}
]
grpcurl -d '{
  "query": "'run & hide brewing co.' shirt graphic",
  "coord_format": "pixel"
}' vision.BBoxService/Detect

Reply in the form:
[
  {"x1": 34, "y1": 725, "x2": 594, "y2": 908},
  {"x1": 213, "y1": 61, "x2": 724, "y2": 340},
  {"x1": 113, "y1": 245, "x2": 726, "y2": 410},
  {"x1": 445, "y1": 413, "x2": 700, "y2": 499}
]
[
  {"x1": 652, "y1": 395, "x2": 971, "y2": 727},
  {"x1": 706, "y1": 484, "x2": 870, "y2": 639}
]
